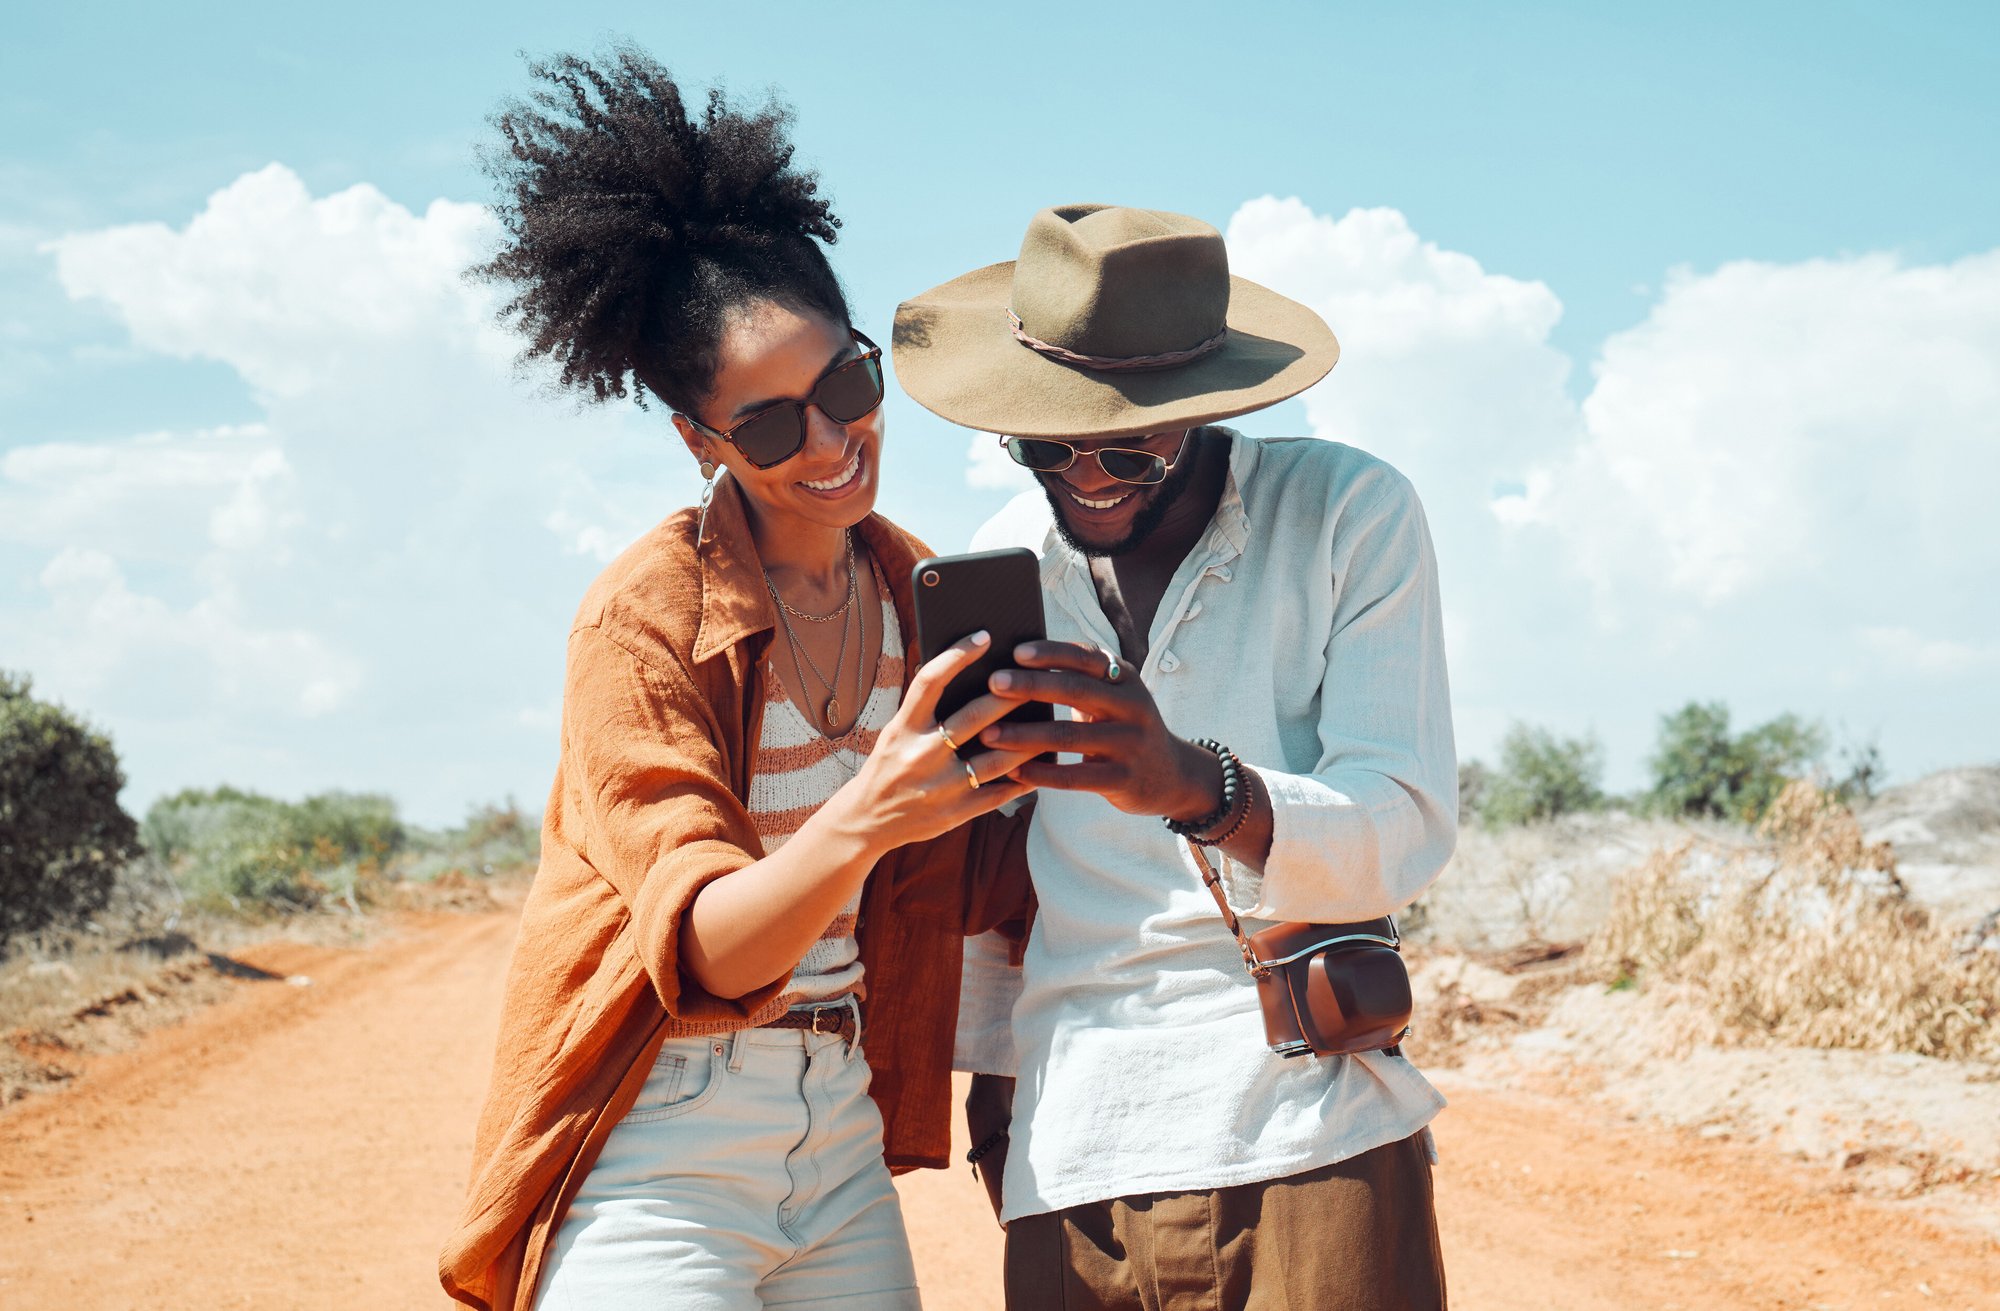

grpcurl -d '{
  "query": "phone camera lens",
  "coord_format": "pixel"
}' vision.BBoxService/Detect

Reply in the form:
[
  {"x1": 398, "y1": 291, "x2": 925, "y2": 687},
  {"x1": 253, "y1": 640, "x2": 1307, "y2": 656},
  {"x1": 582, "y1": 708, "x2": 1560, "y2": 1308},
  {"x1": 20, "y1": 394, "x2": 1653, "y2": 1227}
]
[{"x1": 921, "y1": 570, "x2": 940, "y2": 587}]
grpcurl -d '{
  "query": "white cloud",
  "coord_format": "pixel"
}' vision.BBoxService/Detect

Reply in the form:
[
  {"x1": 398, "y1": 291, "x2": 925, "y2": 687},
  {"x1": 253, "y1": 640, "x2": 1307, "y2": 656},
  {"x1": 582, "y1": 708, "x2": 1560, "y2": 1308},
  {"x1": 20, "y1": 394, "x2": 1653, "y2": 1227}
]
[
  {"x1": 5, "y1": 165, "x2": 689, "y2": 822},
  {"x1": 1225, "y1": 198, "x2": 2000, "y2": 787},
  {"x1": 30, "y1": 548, "x2": 360, "y2": 718},
  {"x1": 48, "y1": 165, "x2": 507, "y2": 399},
  {"x1": 1510, "y1": 251, "x2": 2000, "y2": 608},
  {"x1": 0, "y1": 425, "x2": 291, "y2": 560},
  {"x1": 1227, "y1": 199, "x2": 1577, "y2": 486}
]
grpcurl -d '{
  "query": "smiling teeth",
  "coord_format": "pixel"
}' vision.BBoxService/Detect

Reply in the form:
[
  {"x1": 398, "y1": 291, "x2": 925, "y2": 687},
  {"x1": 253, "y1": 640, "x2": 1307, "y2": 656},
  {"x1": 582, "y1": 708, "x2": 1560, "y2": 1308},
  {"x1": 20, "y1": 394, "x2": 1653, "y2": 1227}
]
[
  {"x1": 803, "y1": 453, "x2": 861, "y2": 491},
  {"x1": 1069, "y1": 490, "x2": 1131, "y2": 510}
]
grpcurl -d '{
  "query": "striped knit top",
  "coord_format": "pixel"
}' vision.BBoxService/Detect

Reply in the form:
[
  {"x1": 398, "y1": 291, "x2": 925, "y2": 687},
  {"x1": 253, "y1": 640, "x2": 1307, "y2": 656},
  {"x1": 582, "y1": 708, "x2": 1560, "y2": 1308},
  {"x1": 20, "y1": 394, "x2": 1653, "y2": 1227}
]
[{"x1": 749, "y1": 578, "x2": 905, "y2": 1010}]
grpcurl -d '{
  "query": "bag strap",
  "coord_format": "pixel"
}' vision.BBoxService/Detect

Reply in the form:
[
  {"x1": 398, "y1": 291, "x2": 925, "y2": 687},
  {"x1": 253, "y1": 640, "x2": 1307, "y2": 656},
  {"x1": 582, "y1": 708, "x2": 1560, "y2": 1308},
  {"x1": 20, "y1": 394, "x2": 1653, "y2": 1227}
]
[{"x1": 1185, "y1": 837, "x2": 1268, "y2": 978}]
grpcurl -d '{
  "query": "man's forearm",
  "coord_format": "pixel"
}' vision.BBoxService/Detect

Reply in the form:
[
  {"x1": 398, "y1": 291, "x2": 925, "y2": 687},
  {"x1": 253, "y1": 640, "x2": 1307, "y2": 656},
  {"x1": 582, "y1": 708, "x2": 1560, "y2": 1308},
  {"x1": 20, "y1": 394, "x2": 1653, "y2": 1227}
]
[{"x1": 965, "y1": 1073, "x2": 1015, "y2": 1225}]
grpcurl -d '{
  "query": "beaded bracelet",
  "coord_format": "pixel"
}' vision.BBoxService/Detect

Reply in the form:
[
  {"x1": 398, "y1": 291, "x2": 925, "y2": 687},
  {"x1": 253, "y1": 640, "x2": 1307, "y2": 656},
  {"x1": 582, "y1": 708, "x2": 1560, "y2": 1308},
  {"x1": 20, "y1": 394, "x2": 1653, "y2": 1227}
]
[
  {"x1": 1164, "y1": 739, "x2": 1248, "y2": 845},
  {"x1": 1202, "y1": 766, "x2": 1256, "y2": 847},
  {"x1": 966, "y1": 1129, "x2": 1008, "y2": 1177}
]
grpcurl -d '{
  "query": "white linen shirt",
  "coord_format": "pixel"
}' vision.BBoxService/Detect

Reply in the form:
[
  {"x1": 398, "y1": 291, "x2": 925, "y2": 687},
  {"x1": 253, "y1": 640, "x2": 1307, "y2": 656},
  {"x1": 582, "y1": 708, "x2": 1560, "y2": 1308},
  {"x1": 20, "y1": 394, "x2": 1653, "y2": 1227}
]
[{"x1": 959, "y1": 431, "x2": 1456, "y2": 1222}]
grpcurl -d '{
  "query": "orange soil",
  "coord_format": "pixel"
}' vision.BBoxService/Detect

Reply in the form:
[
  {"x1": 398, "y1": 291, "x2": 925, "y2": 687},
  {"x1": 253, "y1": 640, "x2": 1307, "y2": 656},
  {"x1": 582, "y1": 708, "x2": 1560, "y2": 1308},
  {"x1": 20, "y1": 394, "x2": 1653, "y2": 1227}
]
[{"x1": 1, "y1": 906, "x2": 1993, "y2": 1309}]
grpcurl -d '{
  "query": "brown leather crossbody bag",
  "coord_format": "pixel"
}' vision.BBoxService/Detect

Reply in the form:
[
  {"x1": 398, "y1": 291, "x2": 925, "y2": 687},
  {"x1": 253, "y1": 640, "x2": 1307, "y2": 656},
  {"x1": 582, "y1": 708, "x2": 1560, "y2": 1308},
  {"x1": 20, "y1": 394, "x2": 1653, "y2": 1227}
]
[{"x1": 1187, "y1": 839, "x2": 1413, "y2": 1058}]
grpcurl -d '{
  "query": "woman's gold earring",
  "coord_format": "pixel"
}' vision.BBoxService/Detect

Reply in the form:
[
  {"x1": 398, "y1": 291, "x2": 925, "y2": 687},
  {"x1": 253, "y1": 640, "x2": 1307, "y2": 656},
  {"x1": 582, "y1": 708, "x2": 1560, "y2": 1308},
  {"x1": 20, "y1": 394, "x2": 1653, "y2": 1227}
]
[{"x1": 699, "y1": 458, "x2": 717, "y2": 481}]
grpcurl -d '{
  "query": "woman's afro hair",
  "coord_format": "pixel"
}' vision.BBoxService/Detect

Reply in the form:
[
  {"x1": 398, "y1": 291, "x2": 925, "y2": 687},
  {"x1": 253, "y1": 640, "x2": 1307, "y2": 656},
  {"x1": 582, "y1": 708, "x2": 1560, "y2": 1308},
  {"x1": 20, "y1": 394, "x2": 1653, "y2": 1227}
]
[{"x1": 476, "y1": 46, "x2": 849, "y2": 412}]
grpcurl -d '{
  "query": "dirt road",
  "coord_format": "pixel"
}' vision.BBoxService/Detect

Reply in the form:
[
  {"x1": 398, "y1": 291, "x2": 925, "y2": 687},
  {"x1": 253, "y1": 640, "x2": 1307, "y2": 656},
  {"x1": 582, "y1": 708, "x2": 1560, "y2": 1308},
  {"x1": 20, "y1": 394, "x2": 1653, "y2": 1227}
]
[{"x1": 3, "y1": 906, "x2": 1994, "y2": 1309}]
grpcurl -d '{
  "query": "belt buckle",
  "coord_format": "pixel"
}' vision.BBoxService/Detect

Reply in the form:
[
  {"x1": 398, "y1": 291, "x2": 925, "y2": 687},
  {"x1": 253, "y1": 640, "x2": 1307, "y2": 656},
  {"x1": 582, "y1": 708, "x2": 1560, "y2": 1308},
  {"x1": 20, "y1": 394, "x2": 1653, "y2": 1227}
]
[{"x1": 810, "y1": 1006, "x2": 841, "y2": 1036}]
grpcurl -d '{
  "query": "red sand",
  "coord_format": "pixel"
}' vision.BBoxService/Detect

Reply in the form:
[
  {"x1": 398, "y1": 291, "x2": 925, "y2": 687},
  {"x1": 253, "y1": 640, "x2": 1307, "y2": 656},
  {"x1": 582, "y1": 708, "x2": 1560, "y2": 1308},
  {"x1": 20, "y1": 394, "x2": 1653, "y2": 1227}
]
[{"x1": 2, "y1": 905, "x2": 1992, "y2": 1308}]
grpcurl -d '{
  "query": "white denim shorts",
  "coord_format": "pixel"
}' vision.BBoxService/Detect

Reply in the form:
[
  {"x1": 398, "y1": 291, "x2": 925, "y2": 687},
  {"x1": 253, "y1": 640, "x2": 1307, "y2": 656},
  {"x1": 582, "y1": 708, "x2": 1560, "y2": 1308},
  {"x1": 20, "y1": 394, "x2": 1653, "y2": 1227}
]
[{"x1": 535, "y1": 1013, "x2": 921, "y2": 1310}]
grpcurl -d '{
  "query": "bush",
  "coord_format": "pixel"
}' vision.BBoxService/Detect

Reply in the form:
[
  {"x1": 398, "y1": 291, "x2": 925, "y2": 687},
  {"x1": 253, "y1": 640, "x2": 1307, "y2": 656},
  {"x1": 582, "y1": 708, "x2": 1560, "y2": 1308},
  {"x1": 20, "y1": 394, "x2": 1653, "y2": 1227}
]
[
  {"x1": 1589, "y1": 782, "x2": 1998, "y2": 1061},
  {"x1": 0, "y1": 673, "x2": 143, "y2": 946},
  {"x1": 1475, "y1": 723, "x2": 1604, "y2": 828},
  {"x1": 402, "y1": 797, "x2": 540, "y2": 882},
  {"x1": 1647, "y1": 702, "x2": 1827, "y2": 823},
  {"x1": 142, "y1": 786, "x2": 406, "y2": 913}
]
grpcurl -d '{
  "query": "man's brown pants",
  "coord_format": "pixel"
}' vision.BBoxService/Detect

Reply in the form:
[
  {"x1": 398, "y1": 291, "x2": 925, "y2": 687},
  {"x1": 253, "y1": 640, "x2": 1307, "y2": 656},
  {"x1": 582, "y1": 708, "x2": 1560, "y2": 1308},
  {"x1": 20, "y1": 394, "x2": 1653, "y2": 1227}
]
[{"x1": 1002, "y1": 1133, "x2": 1446, "y2": 1311}]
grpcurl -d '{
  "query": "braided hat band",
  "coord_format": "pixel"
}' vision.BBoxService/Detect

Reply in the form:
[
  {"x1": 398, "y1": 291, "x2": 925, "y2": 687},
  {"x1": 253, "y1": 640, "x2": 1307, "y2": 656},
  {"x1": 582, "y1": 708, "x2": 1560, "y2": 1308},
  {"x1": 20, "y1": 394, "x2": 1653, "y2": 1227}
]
[{"x1": 1007, "y1": 309, "x2": 1228, "y2": 373}]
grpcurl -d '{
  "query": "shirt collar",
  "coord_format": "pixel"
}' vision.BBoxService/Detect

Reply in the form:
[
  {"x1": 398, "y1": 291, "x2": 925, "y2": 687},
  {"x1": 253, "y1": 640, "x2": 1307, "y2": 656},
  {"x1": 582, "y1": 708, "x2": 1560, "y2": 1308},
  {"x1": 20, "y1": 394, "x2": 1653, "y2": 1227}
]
[{"x1": 692, "y1": 473, "x2": 777, "y2": 665}]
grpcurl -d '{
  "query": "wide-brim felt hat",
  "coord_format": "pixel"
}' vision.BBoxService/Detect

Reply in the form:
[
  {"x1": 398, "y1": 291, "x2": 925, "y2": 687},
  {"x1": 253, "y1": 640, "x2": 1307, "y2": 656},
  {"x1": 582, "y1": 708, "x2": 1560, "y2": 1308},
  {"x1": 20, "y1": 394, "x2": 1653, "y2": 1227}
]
[{"x1": 893, "y1": 204, "x2": 1339, "y2": 441}]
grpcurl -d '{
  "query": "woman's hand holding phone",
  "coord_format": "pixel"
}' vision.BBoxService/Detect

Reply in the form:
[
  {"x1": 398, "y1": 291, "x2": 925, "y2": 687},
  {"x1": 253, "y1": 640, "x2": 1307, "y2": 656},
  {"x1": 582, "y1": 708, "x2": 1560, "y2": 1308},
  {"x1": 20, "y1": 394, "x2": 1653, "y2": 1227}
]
[
  {"x1": 834, "y1": 631, "x2": 1039, "y2": 855},
  {"x1": 684, "y1": 632, "x2": 1036, "y2": 1001}
]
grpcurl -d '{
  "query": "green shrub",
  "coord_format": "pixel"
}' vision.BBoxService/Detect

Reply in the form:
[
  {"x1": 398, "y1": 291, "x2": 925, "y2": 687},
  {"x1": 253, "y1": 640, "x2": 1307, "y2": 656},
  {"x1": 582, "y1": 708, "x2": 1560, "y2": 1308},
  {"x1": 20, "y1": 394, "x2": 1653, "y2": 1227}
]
[
  {"x1": 1475, "y1": 723, "x2": 1605, "y2": 827},
  {"x1": 142, "y1": 786, "x2": 405, "y2": 913},
  {"x1": 0, "y1": 672, "x2": 143, "y2": 945},
  {"x1": 402, "y1": 797, "x2": 540, "y2": 882},
  {"x1": 289, "y1": 791, "x2": 405, "y2": 863},
  {"x1": 144, "y1": 788, "x2": 311, "y2": 910},
  {"x1": 1647, "y1": 702, "x2": 1827, "y2": 823}
]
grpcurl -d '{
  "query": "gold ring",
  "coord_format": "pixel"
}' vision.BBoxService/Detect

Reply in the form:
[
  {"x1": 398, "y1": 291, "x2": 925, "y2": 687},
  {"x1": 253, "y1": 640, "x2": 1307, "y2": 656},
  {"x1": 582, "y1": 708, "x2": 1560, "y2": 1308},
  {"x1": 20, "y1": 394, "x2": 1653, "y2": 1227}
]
[
  {"x1": 962, "y1": 758, "x2": 982, "y2": 790},
  {"x1": 937, "y1": 723, "x2": 962, "y2": 753}
]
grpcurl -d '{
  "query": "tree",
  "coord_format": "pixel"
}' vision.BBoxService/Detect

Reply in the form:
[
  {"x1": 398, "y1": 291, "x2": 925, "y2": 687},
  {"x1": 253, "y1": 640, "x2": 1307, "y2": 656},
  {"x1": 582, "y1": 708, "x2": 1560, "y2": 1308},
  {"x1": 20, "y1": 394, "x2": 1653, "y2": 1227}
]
[
  {"x1": 1477, "y1": 723, "x2": 1605, "y2": 827},
  {"x1": 1647, "y1": 701, "x2": 1828, "y2": 822},
  {"x1": 0, "y1": 672, "x2": 142, "y2": 945}
]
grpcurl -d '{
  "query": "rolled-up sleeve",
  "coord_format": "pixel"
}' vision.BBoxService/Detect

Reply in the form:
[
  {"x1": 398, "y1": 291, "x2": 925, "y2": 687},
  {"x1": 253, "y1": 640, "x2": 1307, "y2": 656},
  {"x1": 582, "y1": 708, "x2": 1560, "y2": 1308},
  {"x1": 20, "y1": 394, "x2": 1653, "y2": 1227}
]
[
  {"x1": 1223, "y1": 472, "x2": 1458, "y2": 923},
  {"x1": 563, "y1": 625, "x2": 790, "y2": 1025}
]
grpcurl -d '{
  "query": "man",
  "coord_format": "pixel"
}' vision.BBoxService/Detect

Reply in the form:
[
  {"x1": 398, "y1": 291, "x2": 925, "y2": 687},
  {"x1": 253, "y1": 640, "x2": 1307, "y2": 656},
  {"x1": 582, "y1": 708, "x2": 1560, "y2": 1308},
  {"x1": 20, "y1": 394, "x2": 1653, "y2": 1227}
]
[{"x1": 893, "y1": 205, "x2": 1456, "y2": 1309}]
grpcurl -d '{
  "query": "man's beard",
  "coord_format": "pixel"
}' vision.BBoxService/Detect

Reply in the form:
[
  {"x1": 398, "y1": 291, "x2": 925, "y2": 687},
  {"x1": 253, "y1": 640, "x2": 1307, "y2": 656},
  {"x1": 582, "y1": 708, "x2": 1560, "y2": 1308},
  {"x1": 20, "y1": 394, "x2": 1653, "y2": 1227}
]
[{"x1": 1038, "y1": 440, "x2": 1203, "y2": 559}]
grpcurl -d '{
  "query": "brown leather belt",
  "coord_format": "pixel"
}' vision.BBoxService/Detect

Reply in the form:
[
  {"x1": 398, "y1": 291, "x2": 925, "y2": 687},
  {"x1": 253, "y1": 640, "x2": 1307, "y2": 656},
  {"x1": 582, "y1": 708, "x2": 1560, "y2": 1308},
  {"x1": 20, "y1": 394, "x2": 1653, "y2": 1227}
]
[{"x1": 760, "y1": 1002, "x2": 859, "y2": 1043}]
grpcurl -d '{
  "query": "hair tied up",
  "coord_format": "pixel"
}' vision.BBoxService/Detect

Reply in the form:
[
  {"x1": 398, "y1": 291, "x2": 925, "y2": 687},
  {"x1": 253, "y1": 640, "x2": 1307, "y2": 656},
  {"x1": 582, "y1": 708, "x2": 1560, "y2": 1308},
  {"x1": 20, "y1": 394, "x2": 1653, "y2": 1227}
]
[{"x1": 475, "y1": 44, "x2": 850, "y2": 412}]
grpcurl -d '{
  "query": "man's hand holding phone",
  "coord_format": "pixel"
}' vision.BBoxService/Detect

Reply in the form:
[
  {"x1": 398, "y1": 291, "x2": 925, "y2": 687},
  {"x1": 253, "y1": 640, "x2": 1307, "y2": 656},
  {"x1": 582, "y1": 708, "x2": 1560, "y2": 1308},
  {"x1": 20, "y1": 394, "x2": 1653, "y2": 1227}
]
[{"x1": 977, "y1": 641, "x2": 1222, "y2": 826}]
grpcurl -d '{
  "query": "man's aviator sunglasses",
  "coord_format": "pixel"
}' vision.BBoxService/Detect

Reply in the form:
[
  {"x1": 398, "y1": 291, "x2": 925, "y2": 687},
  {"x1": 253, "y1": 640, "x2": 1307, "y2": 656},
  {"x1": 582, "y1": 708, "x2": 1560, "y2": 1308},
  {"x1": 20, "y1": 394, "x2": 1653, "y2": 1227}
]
[
  {"x1": 679, "y1": 330, "x2": 885, "y2": 470},
  {"x1": 1000, "y1": 427, "x2": 1192, "y2": 486}
]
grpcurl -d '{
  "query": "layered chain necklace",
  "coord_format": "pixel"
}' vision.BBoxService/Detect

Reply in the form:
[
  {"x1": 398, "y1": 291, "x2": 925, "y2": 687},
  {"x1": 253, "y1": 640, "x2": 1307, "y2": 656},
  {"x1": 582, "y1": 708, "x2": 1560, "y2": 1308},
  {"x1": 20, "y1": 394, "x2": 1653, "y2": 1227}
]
[{"x1": 765, "y1": 532, "x2": 865, "y2": 732}]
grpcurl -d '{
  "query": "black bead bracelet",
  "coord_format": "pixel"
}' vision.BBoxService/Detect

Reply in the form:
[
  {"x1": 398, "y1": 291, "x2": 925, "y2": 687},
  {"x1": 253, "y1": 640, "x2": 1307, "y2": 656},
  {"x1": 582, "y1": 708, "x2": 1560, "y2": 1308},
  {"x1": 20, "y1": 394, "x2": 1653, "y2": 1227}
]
[
  {"x1": 967, "y1": 1129, "x2": 1008, "y2": 1177},
  {"x1": 1203, "y1": 767, "x2": 1256, "y2": 847},
  {"x1": 1165, "y1": 739, "x2": 1249, "y2": 845}
]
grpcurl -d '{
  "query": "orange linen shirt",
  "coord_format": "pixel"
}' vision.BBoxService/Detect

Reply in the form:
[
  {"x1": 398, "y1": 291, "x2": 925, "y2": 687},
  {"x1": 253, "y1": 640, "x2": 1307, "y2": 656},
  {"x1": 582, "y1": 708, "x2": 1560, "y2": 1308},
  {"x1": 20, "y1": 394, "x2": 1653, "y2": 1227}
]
[{"x1": 438, "y1": 478, "x2": 1030, "y2": 1310}]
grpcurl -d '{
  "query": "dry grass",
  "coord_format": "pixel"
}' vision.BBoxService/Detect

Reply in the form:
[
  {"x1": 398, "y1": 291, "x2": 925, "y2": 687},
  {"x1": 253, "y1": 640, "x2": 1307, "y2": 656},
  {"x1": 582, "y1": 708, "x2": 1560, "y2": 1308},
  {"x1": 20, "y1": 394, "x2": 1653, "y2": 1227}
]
[
  {"x1": 0, "y1": 940, "x2": 240, "y2": 1106},
  {"x1": 1588, "y1": 781, "x2": 2000, "y2": 1061}
]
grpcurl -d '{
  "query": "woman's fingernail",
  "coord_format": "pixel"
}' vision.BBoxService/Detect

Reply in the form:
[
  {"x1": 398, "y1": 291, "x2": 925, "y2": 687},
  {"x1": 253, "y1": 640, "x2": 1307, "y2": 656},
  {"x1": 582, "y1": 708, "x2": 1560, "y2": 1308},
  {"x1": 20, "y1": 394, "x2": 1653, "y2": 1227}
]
[
  {"x1": 991, "y1": 671, "x2": 1014, "y2": 690},
  {"x1": 970, "y1": 630, "x2": 991, "y2": 645}
]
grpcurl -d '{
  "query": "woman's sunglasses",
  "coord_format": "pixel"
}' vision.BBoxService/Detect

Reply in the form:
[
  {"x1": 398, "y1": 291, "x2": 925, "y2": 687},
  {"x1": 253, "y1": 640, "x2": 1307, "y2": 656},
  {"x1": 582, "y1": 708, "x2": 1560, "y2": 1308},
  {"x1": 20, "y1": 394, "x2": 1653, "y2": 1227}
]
[
  {"x1": 1000, "y1": 428, "x2": 1192, "y2": 486},
  {"x1": 681, "y1": 329, "x2": 885, "y2": 470}
]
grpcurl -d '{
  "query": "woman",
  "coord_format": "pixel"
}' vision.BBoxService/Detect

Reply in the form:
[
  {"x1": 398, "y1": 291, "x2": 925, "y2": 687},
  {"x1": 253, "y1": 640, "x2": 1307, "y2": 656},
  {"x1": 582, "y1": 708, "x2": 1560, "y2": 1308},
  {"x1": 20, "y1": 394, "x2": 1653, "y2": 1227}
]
[{"x1": 438, "y1": 49, "x2": 1036, "y2": 1310}]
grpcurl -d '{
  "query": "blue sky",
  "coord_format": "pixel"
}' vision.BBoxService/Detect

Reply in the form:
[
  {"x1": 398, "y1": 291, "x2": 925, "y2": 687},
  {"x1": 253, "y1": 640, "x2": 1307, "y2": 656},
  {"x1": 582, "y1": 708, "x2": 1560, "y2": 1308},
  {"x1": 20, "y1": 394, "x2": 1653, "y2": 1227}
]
[{"x1": 4, "y1": 3, "x2": 1996, "y2": 823}]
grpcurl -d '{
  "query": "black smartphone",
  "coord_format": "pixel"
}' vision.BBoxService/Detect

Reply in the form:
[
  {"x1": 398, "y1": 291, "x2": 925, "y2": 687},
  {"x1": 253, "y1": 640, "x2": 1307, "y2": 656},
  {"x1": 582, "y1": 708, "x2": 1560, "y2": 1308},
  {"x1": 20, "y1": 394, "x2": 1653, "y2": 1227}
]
[{"x1": 910, "y1": 548, "x2": 1054, "y2": 751}]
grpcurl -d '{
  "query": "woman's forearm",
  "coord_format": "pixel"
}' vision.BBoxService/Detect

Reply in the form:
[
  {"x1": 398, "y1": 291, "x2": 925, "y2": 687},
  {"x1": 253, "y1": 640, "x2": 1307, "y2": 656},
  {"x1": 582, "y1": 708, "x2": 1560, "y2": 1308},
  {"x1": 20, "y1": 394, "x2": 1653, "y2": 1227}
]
[
  {"x1": 679, "y1": 790, "x2": 887, "y2": 1000},
  {"x1": 677, "y1": 631, "x2": 1039, "y2": 1002}
]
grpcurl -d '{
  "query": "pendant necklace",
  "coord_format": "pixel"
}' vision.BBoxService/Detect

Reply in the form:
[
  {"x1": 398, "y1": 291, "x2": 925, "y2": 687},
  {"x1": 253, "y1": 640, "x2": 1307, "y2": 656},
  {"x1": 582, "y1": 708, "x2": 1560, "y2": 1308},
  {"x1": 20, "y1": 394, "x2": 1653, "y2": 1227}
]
[{"x1": 766, "y1": 533, "x2": 861, "y2": 731}]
